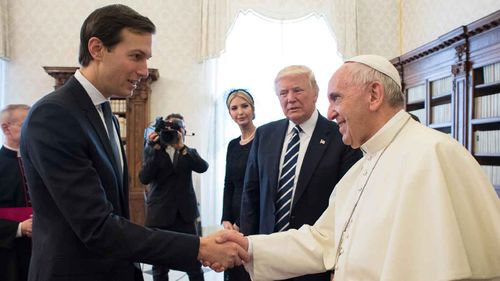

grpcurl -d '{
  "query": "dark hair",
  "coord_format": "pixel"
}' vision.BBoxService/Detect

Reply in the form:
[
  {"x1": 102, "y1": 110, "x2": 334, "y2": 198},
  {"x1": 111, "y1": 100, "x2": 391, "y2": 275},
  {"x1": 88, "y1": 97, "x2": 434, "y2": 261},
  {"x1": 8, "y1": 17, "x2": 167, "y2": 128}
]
[
  {"x1": 78, "y1": 4, "x2": 156, "y2": 66},
  {"x1": 166, "y1": 113, "x2": 184, "y2": 121}
]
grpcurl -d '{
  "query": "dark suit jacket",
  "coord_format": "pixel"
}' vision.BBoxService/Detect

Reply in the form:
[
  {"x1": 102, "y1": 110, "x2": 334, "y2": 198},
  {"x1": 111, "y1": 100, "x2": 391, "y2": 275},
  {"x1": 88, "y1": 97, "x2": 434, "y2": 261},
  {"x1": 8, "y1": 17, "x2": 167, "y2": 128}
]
[
  {"x1": 139, "y1": 145, "x2": 208, "y2": 228},
  {"x1": 20, "y1": 77, "x2": 200, "y2": 281},
  {"x1": 240, "y1": 113, "x2": 362, "y2": 281}
]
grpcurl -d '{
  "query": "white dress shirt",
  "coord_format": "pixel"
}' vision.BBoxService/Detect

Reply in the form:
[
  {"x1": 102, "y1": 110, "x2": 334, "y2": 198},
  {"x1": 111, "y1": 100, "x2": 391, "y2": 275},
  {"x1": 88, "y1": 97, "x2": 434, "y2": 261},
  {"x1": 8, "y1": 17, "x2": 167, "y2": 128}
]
[
  {"x1": 74, "y1": 70, "x2": 124, "y2": 170},
  {"x1": 278, "y1": 109, "x2": 318, "y2": 212}
]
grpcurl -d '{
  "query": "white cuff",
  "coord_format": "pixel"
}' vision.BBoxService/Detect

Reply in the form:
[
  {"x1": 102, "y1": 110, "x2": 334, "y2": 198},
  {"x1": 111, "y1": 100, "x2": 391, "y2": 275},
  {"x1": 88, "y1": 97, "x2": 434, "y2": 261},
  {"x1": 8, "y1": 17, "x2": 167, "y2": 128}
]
[
  {"x1": 16, "y1": 222, "x2": 22, "y2": 237},
  {"x1": 243, "y1": 237, "x2": 255, "y2": 280}
]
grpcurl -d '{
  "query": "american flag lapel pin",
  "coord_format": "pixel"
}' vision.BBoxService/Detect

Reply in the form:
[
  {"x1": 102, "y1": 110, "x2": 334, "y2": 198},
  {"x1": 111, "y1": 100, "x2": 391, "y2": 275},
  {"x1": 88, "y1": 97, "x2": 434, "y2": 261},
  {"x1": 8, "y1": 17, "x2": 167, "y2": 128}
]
[{"x1": 320, "y1": 139, "x2": 326, "y2": 144}]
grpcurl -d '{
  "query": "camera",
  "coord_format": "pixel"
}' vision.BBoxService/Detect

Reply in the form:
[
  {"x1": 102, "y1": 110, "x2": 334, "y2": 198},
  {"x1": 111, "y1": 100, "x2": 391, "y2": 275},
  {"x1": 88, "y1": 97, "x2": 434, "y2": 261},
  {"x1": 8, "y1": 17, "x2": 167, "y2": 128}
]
[{"x1": 151, "y1": 116, "x2": 184, "y2": 147}]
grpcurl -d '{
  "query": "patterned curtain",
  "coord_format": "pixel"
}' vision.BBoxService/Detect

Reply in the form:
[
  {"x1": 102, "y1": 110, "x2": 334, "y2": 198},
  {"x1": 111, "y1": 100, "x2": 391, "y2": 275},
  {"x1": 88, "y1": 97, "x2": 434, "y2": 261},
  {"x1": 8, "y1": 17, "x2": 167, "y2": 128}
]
[
  {"x1": 0, "y1": 0, "x2": 8, "y2": 59},
  {"x1": 200, "y1": 0, "x2": 359, "y2": 61}
]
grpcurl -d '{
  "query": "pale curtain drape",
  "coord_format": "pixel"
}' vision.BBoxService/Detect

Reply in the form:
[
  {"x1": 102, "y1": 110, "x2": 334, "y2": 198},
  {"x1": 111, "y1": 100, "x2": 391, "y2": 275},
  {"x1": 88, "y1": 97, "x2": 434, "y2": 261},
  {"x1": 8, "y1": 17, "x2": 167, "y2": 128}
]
[
  {"x1": 0, "y1": 0, "x2": 8, "y2": 59},
  {"x1": 200, "y1": 0, "x2": 358, "y2": 61}
]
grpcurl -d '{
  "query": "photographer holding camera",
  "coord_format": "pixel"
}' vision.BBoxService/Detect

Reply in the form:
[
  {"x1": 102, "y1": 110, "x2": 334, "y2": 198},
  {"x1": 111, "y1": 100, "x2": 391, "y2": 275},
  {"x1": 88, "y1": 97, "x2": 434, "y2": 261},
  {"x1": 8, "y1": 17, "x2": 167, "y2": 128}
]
[{"x1": 139, "y1": 113, "x2": 208, "y2": 281}]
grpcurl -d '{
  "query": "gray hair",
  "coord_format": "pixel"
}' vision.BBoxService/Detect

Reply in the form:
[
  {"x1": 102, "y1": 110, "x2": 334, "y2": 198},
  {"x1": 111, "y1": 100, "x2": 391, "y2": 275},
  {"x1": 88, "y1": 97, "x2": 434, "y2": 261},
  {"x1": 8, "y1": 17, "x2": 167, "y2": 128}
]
[
  {"x1": 347, "y1": 63, "x2": 404, "y2": 107},
  {"x1": 0, "y1": 104, "x2": 30, "y2": 123},
  {"x1": 274, "y1": 65, "x2": 319, "y2": 95}
]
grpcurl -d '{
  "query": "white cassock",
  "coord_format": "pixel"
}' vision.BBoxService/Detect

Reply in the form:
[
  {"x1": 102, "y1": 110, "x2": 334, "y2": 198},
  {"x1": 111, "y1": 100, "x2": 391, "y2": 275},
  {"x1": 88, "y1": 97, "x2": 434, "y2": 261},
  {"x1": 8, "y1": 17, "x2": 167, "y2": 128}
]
[{"x1": 247, "y1": 110, "x2": 500, "y2": 281}]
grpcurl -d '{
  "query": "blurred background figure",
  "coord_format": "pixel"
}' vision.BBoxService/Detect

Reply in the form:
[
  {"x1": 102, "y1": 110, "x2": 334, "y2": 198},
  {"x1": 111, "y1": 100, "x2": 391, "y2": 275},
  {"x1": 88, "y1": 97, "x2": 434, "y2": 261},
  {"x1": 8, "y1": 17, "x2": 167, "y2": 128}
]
[
  {"x1": 0, "y1": 104, "x2": 32, "y2": 281},
  {"x1": 140, "y1": 113, "x2": 208, "y2": 281}
]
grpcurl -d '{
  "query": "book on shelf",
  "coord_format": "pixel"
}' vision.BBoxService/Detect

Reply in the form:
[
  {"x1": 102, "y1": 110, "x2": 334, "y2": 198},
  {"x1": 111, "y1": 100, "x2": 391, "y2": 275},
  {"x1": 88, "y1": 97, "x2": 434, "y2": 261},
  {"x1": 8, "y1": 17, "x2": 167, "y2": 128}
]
[
  {"x1": 480, "y1": 165, "x2": 500, "y2": 186},
  {"x1": 474, "y1": 130, "x2": 500, "y2": 154},
  {"x1": 431, "y1": 76, "x2": 453, "y2": 97},
  {"x1": 482, "y1": 62, "x2": 500, "y2": 83},
  {"x1": 111, "y1": 99, "x2": 127, "y2": 113},
  {"x1": 407, "y1": 84, "x2": 426, "y2": 103},
  {"x1": 431, "y1": 104, "x2": 451, "y2": 124},
  {"x1": 474, "y1": 92, "x2": 500, "y2": 119},
  {"x1": 118, "y1": 117, "x2": 127, "y2": 138}
]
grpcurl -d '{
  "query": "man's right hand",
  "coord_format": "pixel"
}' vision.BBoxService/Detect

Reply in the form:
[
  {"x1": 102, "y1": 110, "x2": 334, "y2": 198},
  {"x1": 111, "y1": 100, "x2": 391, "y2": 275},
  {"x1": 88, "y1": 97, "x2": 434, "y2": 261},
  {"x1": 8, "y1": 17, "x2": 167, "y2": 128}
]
[
  {"x1": 147, "y1": 132, "x2": 161, "y2": 150},
  {"x1": 21, "y1": 215, "x2": 32, "y2": 237},
  {"x1": 148, "y1": 131, "x2": 159, "y2": 142}
]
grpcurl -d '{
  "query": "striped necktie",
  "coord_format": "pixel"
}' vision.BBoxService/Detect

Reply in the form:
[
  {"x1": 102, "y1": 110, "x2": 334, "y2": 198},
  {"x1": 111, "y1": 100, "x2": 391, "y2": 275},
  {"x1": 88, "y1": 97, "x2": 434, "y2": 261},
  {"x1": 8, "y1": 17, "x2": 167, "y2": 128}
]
[{"x1": 274, "y1": 125, "x2": 302, "y2": 232}]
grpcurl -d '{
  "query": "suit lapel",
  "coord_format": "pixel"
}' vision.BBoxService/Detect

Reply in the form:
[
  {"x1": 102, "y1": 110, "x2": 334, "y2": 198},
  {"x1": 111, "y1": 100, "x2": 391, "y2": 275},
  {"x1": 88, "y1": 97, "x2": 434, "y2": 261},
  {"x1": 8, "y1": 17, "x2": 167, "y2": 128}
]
[
  {"x1": 66, "y1": 77, "x2": 127, "y2": 212},
  {"x1": 67, "y1": 77, "x2": 117, "y2": 173},
  {"x1": 293, "y1": 114, "x2": 331, "y2": 207},
  {"x1": 269, "y1": 120, "x2": 289, "y2": 198}
]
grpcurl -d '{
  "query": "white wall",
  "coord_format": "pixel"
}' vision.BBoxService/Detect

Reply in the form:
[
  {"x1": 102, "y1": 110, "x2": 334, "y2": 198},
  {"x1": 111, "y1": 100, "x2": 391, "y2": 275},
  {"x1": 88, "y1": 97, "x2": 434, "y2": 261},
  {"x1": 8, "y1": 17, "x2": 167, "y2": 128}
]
[
  {"x1": 401, "y1": 0, "x2": 500, "y2": 53},
  {"x1": 357, "y1": 0, "x2": 400, "y2": 59},
  {"x1": 6, "y1": 0, "x2": 209, "y2": 152}
]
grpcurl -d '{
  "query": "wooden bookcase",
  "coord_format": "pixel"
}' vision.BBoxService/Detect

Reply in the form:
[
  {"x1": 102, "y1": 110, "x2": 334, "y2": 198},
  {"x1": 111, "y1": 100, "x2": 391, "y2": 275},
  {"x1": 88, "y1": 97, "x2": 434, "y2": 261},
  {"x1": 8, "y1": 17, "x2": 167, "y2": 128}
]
[
  {"x1": 43, "y1": 66, "x2": 159, "y2": 225},
  {"x1": 392, "y1": 10, "x2": 500, "y2": 196}
]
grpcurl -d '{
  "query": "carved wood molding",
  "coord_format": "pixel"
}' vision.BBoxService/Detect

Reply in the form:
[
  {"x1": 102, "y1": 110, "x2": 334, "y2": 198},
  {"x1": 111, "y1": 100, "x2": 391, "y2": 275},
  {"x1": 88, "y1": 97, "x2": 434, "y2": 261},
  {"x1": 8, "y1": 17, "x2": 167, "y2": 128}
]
[
  {"x1": 451, "y1": 43, "x2": 471, "y2": 76},
  {"x1": 43, "y1": 66, "x2": 79, "y2": 89},
  {"x1": 393, "y1": 10, "x2": 500, "y2": 68}
]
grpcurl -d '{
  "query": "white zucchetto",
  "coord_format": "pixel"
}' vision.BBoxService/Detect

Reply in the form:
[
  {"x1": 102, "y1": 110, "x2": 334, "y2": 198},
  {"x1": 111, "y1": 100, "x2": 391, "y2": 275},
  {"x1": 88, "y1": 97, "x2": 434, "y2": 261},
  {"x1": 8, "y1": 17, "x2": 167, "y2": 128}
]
[{"x1": 346, "y1": 54, "x2": 402, "y2": 89}]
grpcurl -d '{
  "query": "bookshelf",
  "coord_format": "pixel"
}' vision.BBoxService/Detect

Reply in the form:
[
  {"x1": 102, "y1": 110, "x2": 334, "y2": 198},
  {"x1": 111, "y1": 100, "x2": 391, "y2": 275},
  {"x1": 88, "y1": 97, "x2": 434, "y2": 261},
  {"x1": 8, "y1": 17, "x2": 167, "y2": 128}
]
[
  {"x1": 392, "y1": 10, "x2": 500, "y2": 196},
  {"x1": 470, "y1": 61, "x2": 500, "y2": 193},
  {"x1": 406, "y1": 84, "x2": 426, "y2": 124},
  {"x1": 43, "y1": 66, "x2": 159, "y2": 224}
]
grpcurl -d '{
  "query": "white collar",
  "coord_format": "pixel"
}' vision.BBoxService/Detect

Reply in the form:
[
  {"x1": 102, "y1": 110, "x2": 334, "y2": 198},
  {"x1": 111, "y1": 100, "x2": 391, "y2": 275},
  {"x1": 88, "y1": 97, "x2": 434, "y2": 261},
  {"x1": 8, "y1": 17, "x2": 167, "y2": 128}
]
[
  {"x1": 287, "y1": 109, "x2": 319, "y2": 136},
  {"x1": 361, "y1": 109, "x2": 410, "y2": 155},
  {"x1": 3, "y1": 144, "x2": 19, "y2": 156},
  {"x1": 74, "y1": 70, "x2": 109, "y2": 106}
]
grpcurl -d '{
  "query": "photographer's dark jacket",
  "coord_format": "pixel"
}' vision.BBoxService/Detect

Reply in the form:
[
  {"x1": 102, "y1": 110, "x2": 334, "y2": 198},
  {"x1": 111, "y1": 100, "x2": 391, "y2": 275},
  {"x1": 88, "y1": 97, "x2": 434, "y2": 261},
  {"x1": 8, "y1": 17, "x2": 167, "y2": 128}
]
[{"x1": 139, "y1": 145, "x2": 208, "y2": 228}]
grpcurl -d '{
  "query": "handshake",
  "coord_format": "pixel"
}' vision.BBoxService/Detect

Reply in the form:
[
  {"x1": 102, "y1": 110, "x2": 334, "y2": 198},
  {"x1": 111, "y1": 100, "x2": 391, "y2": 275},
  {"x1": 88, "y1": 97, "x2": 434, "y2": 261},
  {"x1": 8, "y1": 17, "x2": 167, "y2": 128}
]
[{"x1": 197, "y1": 229, "x2": 250, "y2": 272}]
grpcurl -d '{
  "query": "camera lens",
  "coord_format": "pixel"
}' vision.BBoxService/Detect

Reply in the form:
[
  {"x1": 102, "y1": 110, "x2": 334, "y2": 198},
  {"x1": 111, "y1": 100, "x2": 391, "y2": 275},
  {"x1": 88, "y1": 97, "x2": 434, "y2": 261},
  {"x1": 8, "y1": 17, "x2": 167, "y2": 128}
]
[{"x1": 160, "y1": 129, "x2": 178, "y2": 145}]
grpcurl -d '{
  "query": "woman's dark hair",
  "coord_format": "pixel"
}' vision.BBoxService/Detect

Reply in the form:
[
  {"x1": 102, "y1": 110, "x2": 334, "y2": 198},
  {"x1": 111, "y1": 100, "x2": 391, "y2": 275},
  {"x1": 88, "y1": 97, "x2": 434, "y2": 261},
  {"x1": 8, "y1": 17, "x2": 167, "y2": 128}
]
[{"x1": 78, "y1": 4, "x2": 156, "y2": 66}]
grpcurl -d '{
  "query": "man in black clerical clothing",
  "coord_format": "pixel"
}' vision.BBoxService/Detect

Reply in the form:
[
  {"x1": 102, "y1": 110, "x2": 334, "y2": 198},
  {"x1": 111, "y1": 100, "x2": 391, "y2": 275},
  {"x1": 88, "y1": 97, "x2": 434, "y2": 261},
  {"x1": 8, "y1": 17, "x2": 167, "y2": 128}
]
[{"x1": 0, "y1": 104, "x2": 32, "y2": 281}]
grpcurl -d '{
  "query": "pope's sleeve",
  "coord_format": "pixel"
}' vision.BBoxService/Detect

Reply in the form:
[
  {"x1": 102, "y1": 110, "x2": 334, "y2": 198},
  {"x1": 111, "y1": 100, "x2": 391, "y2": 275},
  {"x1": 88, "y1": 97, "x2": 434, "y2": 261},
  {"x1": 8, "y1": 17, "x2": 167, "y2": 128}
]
[{"x1": 247, "y1": 192, "x2": 336, "y2": 281}]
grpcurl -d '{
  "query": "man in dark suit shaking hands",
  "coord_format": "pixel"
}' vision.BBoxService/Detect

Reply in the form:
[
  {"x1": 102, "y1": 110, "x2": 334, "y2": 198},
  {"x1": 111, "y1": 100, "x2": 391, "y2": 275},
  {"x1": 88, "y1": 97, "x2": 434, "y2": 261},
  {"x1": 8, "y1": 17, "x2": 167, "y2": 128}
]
[
  {"x1": 20, "y1": 4, "x2": 246, "y2": 281},
  {"x1": 240, "y1": 65, "x2": 362, "y2": 281}
]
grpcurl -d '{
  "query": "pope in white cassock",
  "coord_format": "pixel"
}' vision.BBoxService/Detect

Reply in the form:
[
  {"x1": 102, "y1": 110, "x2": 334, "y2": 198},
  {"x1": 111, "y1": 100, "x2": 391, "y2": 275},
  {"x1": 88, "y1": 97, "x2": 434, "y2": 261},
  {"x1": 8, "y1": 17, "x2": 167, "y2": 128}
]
[{"x1": 216, "y1": 54, "x2": 500, "y2": 281}]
